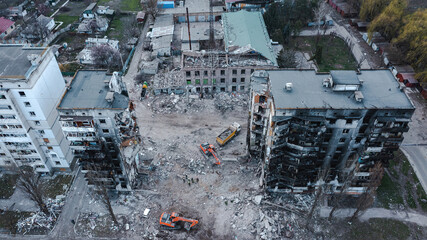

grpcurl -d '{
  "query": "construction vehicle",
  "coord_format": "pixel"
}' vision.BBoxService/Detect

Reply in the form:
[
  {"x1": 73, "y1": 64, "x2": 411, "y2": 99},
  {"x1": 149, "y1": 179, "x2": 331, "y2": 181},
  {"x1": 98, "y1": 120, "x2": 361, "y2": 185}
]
[
  {"x1": 159, "y1": 212, "x2": 199, "y2": 231},
  {"x1": 200, "y1": 142, "x2": 221, "y2": 165},
  {"x1": 216, "y1": 122, "x2": 241, "y2": 146}
]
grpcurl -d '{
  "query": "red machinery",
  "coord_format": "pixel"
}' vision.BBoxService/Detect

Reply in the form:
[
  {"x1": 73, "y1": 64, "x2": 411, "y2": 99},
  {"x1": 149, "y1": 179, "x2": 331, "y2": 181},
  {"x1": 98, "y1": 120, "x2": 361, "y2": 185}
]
[
  {"x1": 200, "y1": 142, "x2": 221, "y2": 165},
  {"x1": 159, "y1": 212, "x2": 199, "y2": 231}
]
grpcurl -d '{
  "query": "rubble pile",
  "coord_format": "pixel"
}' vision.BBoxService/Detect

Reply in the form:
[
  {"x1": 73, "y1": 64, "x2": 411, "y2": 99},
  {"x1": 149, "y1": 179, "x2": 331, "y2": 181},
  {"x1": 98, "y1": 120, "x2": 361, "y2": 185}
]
[
  {"x1": 152, "y1": 70, "x2": 183, "y2": 89},
  {"x1": 16, "y1": 196, "x2": 65, "y2": 234},
  {"x1": 214, "y1": 92, "x2": 248, "y2": 113},
  {"x1": 17, "y1": 211, "x2": 57, "y2": 234},
  {"x1": 148, "y1": 93, "x2": 205, "y2": 114}
]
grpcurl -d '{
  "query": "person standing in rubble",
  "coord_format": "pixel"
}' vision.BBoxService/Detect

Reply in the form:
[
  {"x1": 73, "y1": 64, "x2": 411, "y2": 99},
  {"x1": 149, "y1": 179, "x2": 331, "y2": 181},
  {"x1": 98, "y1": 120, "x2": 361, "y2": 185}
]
[{"x1": 140, "y1": 81, "x2": 148, "y2": 100}]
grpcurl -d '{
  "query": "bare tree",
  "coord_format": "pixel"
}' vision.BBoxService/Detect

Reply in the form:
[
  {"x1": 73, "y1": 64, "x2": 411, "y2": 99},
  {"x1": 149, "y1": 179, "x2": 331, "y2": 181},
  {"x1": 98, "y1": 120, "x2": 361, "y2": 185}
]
[
  {"x1": 37, "y1": 3, "x2": 51, "y2": 16},
  {"x1": 88, "y1": 19, "x2": 98, "y2": 33},
  {"x1": 86, "y1": 163, "x2": 118, "y2": 226},
  {"x1": 349, "y1": 162, "x2": 383, "y2": 222},
  {"x1": 122, "y1": 18, "x2": 141, "y2": 39},
  {"x1": 15, "y1": 166, "x2": 49, "y2": 215},
  {"x1": 21, "y1": 20, "x2": 50, "y2": 41},
  {"x1": 145, "y1": 0, "x2": 162, "y2": 20},
  {"x1": 306, "y1": 168, "x2": 329, "y2": 228},
  {"x1": 91, "y1": 45, "x2": 122, "y2": 71},
  {"x1": 278, "y1": 49, "x2": 297, "y2": 68},
  {"x1": 328, "y1": 156, "x2": 359, "y2": 221},
  {"x1": 313, "y1": 1, "x2": 329, "y2": 48}
]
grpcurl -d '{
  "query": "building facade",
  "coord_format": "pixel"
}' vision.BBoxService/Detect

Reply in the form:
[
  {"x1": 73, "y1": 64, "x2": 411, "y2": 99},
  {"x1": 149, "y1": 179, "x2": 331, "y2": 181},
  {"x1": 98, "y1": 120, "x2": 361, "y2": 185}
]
[
  {"x1": 0, "y1": 45, "x2": 72, "y2": 173},
  {"x1": 249, "y1": 70, "x2": 415, "y2": 194},
  {"x1": 181, "y1": 11, "x2": 278, "y2": 93},
  {"x1": 57, "y1": 71, "x2": 139, "y2": 191}
]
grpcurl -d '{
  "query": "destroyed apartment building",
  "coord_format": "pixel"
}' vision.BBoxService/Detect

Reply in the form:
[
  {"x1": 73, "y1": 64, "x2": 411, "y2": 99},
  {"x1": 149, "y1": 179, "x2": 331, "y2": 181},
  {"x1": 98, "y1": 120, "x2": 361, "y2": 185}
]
[
  {"x1": 0, "y1": 45, "x2": 72, "y2": 173},
  {"x1": 57, "y1": 70, "x2": 139, "y2": 191},
  {"x1": 249, "y1": 70, "x2": 415, "y2": 194},
  {"x1": 182, "y1": 10, "x2": 278, "y2": 93}
]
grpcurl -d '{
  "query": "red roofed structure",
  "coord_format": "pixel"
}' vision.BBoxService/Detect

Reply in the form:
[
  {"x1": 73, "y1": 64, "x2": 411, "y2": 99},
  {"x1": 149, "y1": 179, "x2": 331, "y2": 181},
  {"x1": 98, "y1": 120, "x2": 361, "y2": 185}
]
[{"x1": 0, "y1": 17, "x2": 15, "y2": 39}]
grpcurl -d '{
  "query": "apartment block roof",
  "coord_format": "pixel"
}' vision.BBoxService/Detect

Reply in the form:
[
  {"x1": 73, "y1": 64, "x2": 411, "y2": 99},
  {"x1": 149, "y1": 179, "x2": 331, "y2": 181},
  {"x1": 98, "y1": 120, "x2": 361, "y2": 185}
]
[
  {"x1": 222, "y1": 11, "x2": 277, "y2": 66},
  {"x1": 0, "y1": 45, "x2": 45, "y2": 79},
  {"x1": 59, "y1": 70, "x2": 128, "y2": 109},
  {"x1": 265, "y1": 69, "x2": 414, "y2": 110}
]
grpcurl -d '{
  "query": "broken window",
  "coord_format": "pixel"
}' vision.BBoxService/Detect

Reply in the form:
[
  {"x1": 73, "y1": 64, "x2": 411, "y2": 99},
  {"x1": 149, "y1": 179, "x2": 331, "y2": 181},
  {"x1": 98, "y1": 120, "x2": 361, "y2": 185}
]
[
  {"x1": 339, "y1": 138, "x2": 346, "y2": 143},
  {"x1": 221, "y1": 87, "x2": 225, "y2": 92},
  {"x1": 187, "y1": 80, "x2": 192, "y2": 85},
  {"x1": 195, "y1": 71, "x2": 200, "y2": 76},
  {"x1": 102, "y1": 129, "x2": 109, "y2": 133},
  {"x1": 221, "y1": 70, "x2": 225, "y2": 75},
  {"x1": 212, "y1": 79, "x2": 216, "y2": 85},
  {"x1": 232, "y1": 69, "x2": 237, "y2": 75},
  {"x1": 355, "y1": 137, "x2": 362, "y2": 143},
  {"x1": 220, "y1": 78, "x2": 225, "y2": 83},
  {"x1": 195, "y1": 79, "x2": 200, "y2": 84},
  {"x1": 240, "y1": 86, "x2": 245, "y2": 90},
  {"x1": 24, "y1": 102, "x2": 31, "y2": 107},
  {"x1": 232, "y1": 86, "x2": 237, "y2": 91},
  {"x1": 232, "y1": 78, "x2": 237, "y2": 83},
  {"x1": 346, "y1": 119, "x2": 353, "y2": 124},
  {"x1": 19, "y1": 91, "x2": 26, "y2": 97},
  {"x1": 99, "y1": 119, "x2": 106, "y2": 124},
  {"x1": 329, "y1": 119, "x2": 336, "y2": 124},
  {"x1": 29, "y1": 111, "x2": 36, "y2": 116},
  {"x1": 203, "y1": 79, "x2": 208, "y2": 85},
  {"x1": 241, "y1": 69, "x2": 246, "y2": 74},
  {"x1": 343, "y1": 129, "x2": 349, "y2": 133},
  {"x1": 35, "y1": 121, "x2": 41, "y2": 126},
  {"x1": 204, "y1": 71, "x2": 208, "y2": 76},
  {"x1": 212, "y1": 70, "x2": 216, "y2": 76},
  {"x1": 186, "y1": 71, "x2": 191, "y2": 77},
  {"x1": 55, "y1": 161, "x2": 61, "y2": 165},
  {"x1": 251, "y1": 69, "x2": 255, "y2": 74},
  {"x1": 241, "y1": 78, "x2": 245, "y2": 83}
]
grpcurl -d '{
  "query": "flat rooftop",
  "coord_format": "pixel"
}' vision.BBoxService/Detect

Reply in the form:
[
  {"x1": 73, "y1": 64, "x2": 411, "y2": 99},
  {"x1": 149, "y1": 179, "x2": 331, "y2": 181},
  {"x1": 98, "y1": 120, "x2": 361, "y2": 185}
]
[
  {"x1": 0, "y1": 46, "x2": 45, "y2": 79},
  {"x1": 59, "y1": 70, "x2": 128, "y2": 109},
  {"x1": 266, "y1": 69, "x2": 414, "y2": 109},
  {"x1": 181, "y1": 22, "x2": 223, "y2": 42}
]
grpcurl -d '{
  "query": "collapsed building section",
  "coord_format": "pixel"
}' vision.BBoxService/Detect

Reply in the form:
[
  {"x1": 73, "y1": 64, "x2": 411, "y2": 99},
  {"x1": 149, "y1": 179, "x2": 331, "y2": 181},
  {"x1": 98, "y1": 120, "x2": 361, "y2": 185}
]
[
  {"x1": 57, "y1": 71, "x2": 139, "y2": 191},
  {"x1": 182, "y1": 11, "x2": 278, "y2": 93},
  {"x1": 249, "y1": 70, "x2": 415, "y2": 194}
]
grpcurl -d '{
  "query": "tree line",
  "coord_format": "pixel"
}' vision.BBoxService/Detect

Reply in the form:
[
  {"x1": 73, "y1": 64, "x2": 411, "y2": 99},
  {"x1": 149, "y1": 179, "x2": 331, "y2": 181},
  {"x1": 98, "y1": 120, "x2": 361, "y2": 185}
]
[{"x1": 363, "y1": 0, "x2": 426, "y2": 85}]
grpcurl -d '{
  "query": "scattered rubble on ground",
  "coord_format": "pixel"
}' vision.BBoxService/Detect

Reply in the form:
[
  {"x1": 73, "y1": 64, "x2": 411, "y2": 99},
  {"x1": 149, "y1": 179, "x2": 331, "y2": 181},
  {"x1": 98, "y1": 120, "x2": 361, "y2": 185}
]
[{"x1": 17, "y1": 196, "x2": 66, "y2": 234}]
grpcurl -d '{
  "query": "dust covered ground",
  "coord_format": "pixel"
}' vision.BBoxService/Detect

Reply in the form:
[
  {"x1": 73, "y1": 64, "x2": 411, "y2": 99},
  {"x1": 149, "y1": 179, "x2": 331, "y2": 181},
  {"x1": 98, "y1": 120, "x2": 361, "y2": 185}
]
[{"x1": 74, "y1": 93, "x2": 315, "y2": 239}]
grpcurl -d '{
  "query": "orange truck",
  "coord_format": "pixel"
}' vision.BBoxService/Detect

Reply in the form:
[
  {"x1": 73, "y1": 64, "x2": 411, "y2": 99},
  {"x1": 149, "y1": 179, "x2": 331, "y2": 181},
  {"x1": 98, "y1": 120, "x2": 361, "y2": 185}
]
[{"x1": 216, "y1": 122, "x2": 241, "y2": 146}]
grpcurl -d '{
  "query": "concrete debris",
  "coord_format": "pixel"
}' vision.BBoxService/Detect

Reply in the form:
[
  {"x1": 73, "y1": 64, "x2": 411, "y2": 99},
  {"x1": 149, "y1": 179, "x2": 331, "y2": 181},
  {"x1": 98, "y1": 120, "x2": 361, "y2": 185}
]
[
  {"x1": 253, "y1": 195, "x2": 263, "y2": 205},
  {"x1": 143, "y1": 208, "x2": 150, "y2": 218}
]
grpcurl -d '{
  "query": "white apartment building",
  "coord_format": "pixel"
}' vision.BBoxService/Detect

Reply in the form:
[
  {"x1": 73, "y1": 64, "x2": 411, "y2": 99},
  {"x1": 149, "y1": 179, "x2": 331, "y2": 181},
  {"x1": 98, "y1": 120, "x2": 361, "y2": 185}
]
[{"x1": 0, "y1": 45, "x2": 72, "y2": 173}]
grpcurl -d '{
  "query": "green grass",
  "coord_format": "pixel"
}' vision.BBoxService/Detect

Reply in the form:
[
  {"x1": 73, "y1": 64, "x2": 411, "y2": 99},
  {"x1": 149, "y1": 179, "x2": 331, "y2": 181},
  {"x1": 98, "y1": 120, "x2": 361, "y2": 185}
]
[
  {"x1": 0, "y1": 174, "x2": 18, "y2": 199},
  {"x1": 413, "y1": 174, "x2": 427, "y2": 212},
  {"x1": 344, "y1": 218, "x2": 410, "y2": 240},
  {"x1": 290, "y1": 36, "x2": 357, "y2": 72},
  {"x1": 97, "y1": 0, "x2": 112, "y2": 4},
  {"x1": 42, "y1": 175, "x2": 73, "y2": 199},
  {"x1": 377, "y1": 172, "x2": 404, "y2": 209},
  {"x1": 0, "y1": 211, "x2": 32, "y2": 234},
  {"x1": 406, "y1": 181, "x2": 417, "y2": 209},
  {"x1": 54, "y1": 15, "x2": 79, "y2": 28},
  {"x1": 121, "y1": 0, "x2": 142, "y2": 11}
]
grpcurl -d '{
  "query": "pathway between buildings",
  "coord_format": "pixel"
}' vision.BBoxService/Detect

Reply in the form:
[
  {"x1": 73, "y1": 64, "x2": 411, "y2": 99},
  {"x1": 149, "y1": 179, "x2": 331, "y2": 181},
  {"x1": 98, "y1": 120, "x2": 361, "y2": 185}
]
[
  {"x1": 49, "y1": 169, "x2": 87, "y2": 240},
  {"x1": 122, "y1": 17, "x2": 152, "y2": 102},
  {"x1": 320, "y1": 207, "x2": 427, "y2": 227},
  {"x1": 50, "y1": 0, "x2": 70, "y2": 18}
]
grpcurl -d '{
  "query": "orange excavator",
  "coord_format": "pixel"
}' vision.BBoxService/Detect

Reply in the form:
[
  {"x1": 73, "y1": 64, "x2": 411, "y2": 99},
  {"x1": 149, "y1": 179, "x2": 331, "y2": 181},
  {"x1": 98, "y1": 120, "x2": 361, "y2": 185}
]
[
  {"x1": 200, "y1": 142, "x2": 221, "y2": 165},
  {"x1": 159, "y1": 212, "x2": 199, "y2": 231}
]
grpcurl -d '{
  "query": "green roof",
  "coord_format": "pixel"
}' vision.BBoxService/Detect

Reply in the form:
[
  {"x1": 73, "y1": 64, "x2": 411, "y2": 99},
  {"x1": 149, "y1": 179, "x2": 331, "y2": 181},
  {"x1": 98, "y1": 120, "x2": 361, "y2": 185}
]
[{"x1": 222, "y1": 11, "x2": 277, "y2": 66}]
